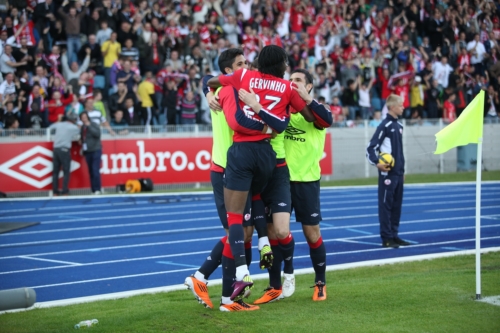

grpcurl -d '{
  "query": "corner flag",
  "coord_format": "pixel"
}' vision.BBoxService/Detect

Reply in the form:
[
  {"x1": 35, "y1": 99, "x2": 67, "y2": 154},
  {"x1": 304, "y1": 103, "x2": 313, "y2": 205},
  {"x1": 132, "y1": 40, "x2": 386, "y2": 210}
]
[{"x1": 434, "y1": 90, "x2": 485, "y2": 155}]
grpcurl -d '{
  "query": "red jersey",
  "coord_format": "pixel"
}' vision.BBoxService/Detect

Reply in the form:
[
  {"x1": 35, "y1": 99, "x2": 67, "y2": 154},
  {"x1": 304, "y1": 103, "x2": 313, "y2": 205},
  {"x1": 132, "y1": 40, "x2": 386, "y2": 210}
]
[
  {"x1": 443, "y1": 101, "x2": 456, "y2": 122},
  {"x1": 330, "y1": 105, "x2": 343, "y2": 121},
  {"x1": 290, "y1": 7, "x2": 304, "y2": 33},
  {"x1": 393, "y1": 85, "x2": 410, "y2": 108},
  {"x1": 218, "y1": 68, "x2": 306, "y2": 142}
]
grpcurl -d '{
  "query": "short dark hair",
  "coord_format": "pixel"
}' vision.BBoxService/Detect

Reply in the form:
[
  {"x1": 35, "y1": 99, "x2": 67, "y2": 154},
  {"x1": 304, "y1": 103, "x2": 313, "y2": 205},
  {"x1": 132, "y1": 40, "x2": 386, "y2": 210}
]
[
  {"x1": 258, "y1": 45, "x2": 288, "y2": 78},
  {"x1": 218, "y1": 48, "x2": 244, "y2": 74},
  {"x1": 291, "y1": 69, "x2": 314, "y2": 85}
]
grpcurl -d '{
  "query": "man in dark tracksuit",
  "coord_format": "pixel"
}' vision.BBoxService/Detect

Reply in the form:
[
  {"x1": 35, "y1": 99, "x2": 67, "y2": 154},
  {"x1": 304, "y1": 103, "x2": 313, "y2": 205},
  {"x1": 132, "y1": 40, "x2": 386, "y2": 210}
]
[{"x1": 366, "y1": 94, "x2": 411, "y2": 248}]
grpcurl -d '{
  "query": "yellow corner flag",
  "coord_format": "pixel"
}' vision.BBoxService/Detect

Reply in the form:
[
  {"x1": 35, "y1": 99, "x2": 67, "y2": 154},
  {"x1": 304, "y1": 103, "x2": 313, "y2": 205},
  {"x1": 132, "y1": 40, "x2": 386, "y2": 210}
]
[{"x1": 434, "y1": 90, "x2": 485, "y2": 155}]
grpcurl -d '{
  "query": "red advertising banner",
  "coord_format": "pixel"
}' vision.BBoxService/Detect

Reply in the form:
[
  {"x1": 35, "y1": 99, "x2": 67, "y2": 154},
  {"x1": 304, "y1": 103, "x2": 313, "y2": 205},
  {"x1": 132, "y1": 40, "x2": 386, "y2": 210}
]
[{"x1": 0, "y1": 134, "x2": 332, "y2": 193}]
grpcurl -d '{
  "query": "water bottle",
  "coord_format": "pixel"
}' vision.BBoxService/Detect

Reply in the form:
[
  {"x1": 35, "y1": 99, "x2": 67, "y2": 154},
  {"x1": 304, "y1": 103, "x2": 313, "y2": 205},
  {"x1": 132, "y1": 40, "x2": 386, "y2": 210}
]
[{"x1": 74, "y1": 319, "x2": 98, "y2": 329}]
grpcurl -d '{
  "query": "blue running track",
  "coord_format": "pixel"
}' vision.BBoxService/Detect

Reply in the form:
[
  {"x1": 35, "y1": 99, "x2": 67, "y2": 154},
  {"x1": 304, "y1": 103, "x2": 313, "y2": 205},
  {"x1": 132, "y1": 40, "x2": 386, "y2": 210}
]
[{"x1": 0, "y1": 182, "x2": 499, "y2": 303}]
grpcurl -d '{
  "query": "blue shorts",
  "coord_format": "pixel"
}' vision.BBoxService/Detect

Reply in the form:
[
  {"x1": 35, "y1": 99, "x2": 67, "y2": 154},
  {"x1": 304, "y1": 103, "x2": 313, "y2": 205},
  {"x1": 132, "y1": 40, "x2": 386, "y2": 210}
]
[
  {"x1": 291, "y1": 180, "x2": 322, "y2": 226},
  {"x1": 224, "y1": 140, "x2": 276, "y2": 194},
  {"x1": 211, "y1": 170, "x2": 252, "y2": 229},
  {"x1": 261, "y1": 160, "x2": 292, "y2": 219}
]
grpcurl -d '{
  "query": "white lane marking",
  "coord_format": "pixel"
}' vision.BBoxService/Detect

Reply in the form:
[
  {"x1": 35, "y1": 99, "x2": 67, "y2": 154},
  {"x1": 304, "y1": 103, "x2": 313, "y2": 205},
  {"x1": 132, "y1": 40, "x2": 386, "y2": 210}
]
[
  {"x1": 18, "y1": 256, "x2": 81, "y2": 266},
  {"x1": 6, "y1": 198, "x2": 499, "y2": 237},
  {"x1": 2, "y1": 186, "x2": 498, "y2": 216},
  {"x1": 2, "y1": 226, "x2": 499, "y2": 275},
  {"x1": 0, "y1": 224, "x2": 222, "y2": 248},
  {"x1": 14, "y1": 238, "x2": 500, "y2": 290}
]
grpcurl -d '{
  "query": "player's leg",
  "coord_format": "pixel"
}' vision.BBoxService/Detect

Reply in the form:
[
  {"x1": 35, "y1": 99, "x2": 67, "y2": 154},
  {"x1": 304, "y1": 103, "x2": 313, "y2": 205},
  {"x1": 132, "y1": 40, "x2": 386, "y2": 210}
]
[
  {"x1": 223, "y1": 143, "x2": 257, "y2": 299},
  {"x1": 185, "y1": 170, "x2": 228, "y2": 309},
  {"x1": 302, "y1": 225, "x2": 326, "y2": 301},
  {"x1": 392, "y1": 176, "x2": 410, "y2": 246},
  {"x1": 293, "y1": 181, "x2": 326, "y2": 301},
  {"x1": 378, "y1": 175, "x2": 399, "y2": 248},
  {"x1": 253, "y1": 223, "x2": 285, "y2": 304},
  {"x1": 251, "y1": 193, "x2": 273, "y2": 269},
  {"x1": 219, "y1": 241, "x2": 259, "y2": 312}
]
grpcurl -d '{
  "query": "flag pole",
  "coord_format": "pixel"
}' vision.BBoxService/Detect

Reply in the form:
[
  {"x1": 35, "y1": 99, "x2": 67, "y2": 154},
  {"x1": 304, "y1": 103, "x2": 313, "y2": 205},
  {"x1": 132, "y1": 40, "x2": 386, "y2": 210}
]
[{"x1": 475, "y1": 138, "x2": 483, "y2": 300}]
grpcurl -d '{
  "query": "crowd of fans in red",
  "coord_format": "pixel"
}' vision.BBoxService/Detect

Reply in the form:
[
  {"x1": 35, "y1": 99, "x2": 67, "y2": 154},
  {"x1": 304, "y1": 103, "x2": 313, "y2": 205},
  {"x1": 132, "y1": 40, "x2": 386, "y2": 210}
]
[{"x1": 0, "y1": 0, "x2": 499, "y2": 135}]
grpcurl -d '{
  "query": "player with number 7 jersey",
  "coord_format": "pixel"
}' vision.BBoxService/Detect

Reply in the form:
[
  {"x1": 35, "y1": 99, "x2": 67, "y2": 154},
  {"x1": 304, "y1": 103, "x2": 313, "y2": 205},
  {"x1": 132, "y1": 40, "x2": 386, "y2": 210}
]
[{"x1": 209, "y1": 68, "x2": 311, "y2": 142}]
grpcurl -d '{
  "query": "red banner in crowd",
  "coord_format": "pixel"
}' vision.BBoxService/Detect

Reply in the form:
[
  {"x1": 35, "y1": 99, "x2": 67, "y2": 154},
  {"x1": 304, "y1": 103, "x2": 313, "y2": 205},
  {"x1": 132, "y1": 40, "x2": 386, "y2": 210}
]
[{"x1": 0, "y1": 134, "x2": 332, "y2": 193}]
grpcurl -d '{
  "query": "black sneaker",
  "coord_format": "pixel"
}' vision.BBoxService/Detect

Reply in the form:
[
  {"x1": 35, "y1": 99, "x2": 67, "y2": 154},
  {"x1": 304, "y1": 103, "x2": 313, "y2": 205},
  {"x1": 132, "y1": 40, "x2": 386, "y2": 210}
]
[
  {"x1": 394, "y1": 237, "x2": 411, "y2": 246},
  {"x1": 382, "y1": 239, "x2": 400, "y2": 248}
]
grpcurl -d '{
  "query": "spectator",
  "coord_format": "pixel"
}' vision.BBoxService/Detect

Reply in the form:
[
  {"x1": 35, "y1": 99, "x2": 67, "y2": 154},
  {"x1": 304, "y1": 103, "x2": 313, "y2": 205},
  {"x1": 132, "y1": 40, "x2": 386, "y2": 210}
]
[
  {"x1": 50, "y1": 111, "x2": 80, "y2": 196},
  {"x1": 62, "y1": 49, "x2": 91, "y2": 90},
  {"x1": 163, "y1": 79, "x2": 179, "y2": 125},
  {"x1": 82, "y1": 98, "x2": 115, "y2": 135},
  {"x1": 359, "y1": 78, "x2": 375, "y2": 120},
  {"x1": 123, "y1": 97, "x2": 142, "y2": 126},
  {"x1": 485, "y1": 85, "x2": 500, "y2": 122},
  {"x1": 1, "y1": 44, "x2": 26, "y2": 77},
  {"x1": 432, "y1": 56, "x2": 454, "y2": 89},
  {"x1": 96, "y1": 20, "x2": 113, "y2": 46},
  {"x1": 80, "y1": 111, "x2": 102, "y2": 195},
  {"x1": 121, "y1": 38, "x2": 140, "y2": 62},
  {"x1": 443, "y1": 93, "x2": 457, "y2": 123},
  {"x1": 93, "y1": 90, "x2": 107, "y2": 119},
  {"x1": 79, "y1": 34, "x2": 104, "y2": 75},
  {"x1": 137, "y1": 71, "x2": 158, "y2": 125},
  {"x1": 110, "y1": 110, "x2": 129, "y2": 134},
  {"x1": 58, "y1": 0, "x2": 88, "y2": 65},
  {"x1": 47, "y1": 88, "x2": 74, "y2": 124},
  {"x1": 180, "y1": 90, "x2": 199, "y2": 125},
  {"x1": 117, "y1": 59, "x2": 140, "y2": 91},
  {"x1": 0, "y1": 72, "x2": 16, "y2": 105},
  {"x1": 467, "y1": 34, "x2": 487, "y2": 76},
  {"x1": 65, "y1": 94, "x2": 84, "y2": 117},
  {"x1": 369, "y1": 111, "x2": 382, "y2": 127},
  {"x1": 342, "y1": 77, "x2": 361, "y2": 120},
  {"x1": 102, "y1": 32, "x2": 121, "y2": 89}
]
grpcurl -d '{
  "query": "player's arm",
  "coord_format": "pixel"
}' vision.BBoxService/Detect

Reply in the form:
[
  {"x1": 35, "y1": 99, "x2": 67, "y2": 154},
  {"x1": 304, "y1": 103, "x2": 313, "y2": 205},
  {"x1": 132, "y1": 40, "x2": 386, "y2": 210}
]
[
  {"x1": 308, "y1": 100, "x2": 333, "y2": 129},
  {"x1": 366, "y1": 124, "x2": 390, "y2": 171},
  {"x1": 290, "y1": 85, "x2": 316, "y2": 122},
  {"x1": 206, "y1": 68, "x2": 245, "y2": 89},
  {"x1": 238, "y1": 88, "x2": 289, "y2": 133},
  {"x1": 202, "y1": 75, "x2": 222, "y2": 111}
]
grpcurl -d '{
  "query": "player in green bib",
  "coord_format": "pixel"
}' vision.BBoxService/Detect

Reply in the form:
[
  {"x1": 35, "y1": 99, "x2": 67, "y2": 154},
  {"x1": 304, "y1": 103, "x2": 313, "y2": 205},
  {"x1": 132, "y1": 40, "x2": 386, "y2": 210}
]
[{"x1": 285, "y1": 69, "x2": 333, "y2": 301}]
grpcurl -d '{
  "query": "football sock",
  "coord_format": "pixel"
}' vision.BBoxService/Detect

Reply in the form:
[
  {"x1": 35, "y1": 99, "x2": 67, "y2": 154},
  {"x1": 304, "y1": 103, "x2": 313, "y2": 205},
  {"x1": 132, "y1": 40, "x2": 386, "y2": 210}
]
[
  {"x1": 278, "y1": 232, "x2": 295, "y2": 275},
  {"x1": 268, "y1": 238, "x2": 282, "y2": 290},
  {"x1": 227, "y1": 212, "x2": 247, "y2": 267},
  {"x1": 221, "y1": 248, "x2": 236, "y2": 299},
  {"x1": 235, "y1": 264, "x2": 249, "y2": 281},
  {"x1": 309, "y1": 237, "x2": 326, "y2": 283},
  {"x1": 245, "y1": 241, "x2": 252, "y2": 267},
  {"x1": 252, "y1": 195, "x2": 269, "y2": 242},
  {"x1": 199, "y1": 236, "x2": 227, "y2": 280}
]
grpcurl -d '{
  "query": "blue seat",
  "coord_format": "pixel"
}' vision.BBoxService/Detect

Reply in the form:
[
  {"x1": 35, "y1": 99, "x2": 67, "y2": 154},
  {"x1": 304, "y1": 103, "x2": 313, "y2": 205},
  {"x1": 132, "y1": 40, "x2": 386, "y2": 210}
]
[{"x1": 94, "y1": 75, "x2": 105, "y2": 89}]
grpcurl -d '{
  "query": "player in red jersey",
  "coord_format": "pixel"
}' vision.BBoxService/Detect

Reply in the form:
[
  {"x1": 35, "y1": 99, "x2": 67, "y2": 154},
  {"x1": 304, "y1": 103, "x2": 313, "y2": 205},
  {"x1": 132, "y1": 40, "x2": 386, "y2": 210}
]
[{"x1": 204, "y1": 45, "x2": 315, "y2": 305}]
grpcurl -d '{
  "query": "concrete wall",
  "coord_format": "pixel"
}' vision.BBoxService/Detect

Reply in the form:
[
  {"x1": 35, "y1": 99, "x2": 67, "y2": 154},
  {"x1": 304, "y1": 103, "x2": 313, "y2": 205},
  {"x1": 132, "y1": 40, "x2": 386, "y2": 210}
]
[{"x1": 324, "y1": 121, "x2": 500, "y2": 180}]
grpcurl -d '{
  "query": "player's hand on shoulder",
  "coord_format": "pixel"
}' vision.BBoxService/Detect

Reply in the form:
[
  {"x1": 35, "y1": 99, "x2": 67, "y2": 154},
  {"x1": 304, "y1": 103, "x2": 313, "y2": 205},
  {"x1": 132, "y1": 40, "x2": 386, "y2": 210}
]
[
  {"x1": 377, "y1": 163, "x2": 391, "y2": 172},
  {"x1": 207, "y1": 93, "x2": 222, "y2": 111}
]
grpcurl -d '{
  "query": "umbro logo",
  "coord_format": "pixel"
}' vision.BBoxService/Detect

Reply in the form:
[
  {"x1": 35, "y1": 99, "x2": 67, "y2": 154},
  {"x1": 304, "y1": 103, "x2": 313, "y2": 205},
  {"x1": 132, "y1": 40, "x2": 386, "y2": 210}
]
[
  {"x1": 311, "y1": 213, "x2": 319, "y2": 217},
  {"x1": 317, "y1": 262, "x2": 325, "y2": 267},
  {"x1": 278, "y1": 202, "x2": 287, "y2": 207},
  {"x1": 207, "y1": 256, "x2": 212, "y2": 261},
  {"x1": 285, "y1": 126, "x2": 306, "y2": 136},
  {"x1": 284, "y1": 256, "x2": 292, "y2": 261}
]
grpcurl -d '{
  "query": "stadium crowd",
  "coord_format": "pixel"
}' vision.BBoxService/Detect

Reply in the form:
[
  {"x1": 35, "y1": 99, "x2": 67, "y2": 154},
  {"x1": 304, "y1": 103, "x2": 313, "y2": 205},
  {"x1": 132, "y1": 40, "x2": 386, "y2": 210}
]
[{"x1": 0, "y1": 0, "x2": 499, "y2": 134}]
